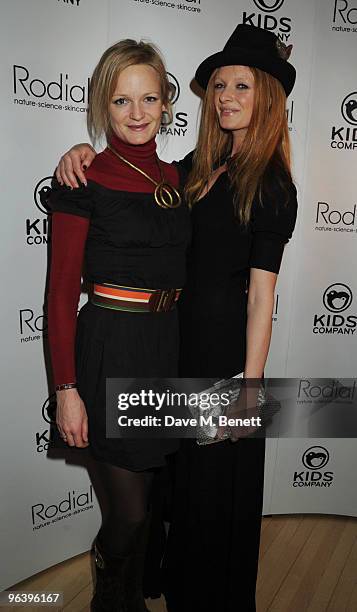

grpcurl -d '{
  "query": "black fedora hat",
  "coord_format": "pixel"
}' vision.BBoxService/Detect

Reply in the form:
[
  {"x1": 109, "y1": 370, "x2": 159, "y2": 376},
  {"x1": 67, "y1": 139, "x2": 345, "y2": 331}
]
[{"x1": 195, "y1": 24, "x2": 296, "y2": 96}]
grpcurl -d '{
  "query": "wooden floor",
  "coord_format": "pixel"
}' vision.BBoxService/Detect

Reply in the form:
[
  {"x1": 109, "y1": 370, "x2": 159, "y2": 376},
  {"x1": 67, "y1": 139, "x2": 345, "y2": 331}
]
[{"x1": 8, "y1": 515, "x2": 357, "y2": 611}]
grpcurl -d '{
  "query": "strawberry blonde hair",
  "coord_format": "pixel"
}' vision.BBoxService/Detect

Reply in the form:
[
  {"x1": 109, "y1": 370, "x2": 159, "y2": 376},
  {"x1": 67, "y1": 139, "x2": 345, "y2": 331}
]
[{"x1": 185, "y1": 67, "x2": 292, "y2": 223}]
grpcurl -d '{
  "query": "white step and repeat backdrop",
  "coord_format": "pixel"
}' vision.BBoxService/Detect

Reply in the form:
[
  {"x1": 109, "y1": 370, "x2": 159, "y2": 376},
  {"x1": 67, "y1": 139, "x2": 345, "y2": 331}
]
[{"x1": 1, "y1": 0, "x2": 357, "y2": 590}]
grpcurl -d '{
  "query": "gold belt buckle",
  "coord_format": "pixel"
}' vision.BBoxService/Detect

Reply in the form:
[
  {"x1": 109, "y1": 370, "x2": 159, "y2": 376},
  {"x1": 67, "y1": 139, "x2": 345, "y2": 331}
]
[{"x1": 149, "y1": 288, "x2": 177, "y2": 313}]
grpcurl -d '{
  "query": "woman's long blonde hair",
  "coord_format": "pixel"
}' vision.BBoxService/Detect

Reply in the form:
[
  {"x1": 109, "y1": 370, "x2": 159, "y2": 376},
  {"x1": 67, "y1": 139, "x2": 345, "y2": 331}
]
[
  {"x1": 87, "y1": 39, "x2": 173, "y2": 144},
  {"x1": 185, "y1": 67, "x2": 292, "y2": 223}
]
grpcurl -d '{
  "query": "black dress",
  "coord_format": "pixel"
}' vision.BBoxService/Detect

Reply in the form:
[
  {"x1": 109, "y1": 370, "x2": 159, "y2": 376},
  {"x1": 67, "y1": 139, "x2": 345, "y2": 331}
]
[
  {"x1": 162, "y1": 165, "x2": 298, "y2": 611},
  {"x1": 50, "y1": 176, "x2": 191, "y2": 471}
]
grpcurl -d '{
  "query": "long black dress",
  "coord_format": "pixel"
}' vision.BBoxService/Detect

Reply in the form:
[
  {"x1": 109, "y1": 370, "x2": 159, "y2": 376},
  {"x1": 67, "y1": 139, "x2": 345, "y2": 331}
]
[{"x1": 162, "y1": 163, "x2": 298, "y2": 611}]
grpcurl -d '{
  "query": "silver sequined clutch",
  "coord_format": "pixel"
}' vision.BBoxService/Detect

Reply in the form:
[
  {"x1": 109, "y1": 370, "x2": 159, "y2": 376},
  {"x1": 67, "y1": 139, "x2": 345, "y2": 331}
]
[{"x1": 188, "y1": 374, "x2": 266, "y2": 445}]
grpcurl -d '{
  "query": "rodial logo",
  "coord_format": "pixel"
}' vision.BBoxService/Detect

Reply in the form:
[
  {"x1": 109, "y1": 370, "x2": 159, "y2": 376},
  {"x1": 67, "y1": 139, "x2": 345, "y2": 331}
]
[
  {"x1": 315, "y1": 201, "x2": 357, "y2": 235},
  {"x1": 292, "y1": 446, "x2": 334, "y2": 488},
  {"x1": 26, "y1": 177, "x2": 52, "y2": 246},
  {"x1": 177, "y1": 0, "x2": 202, "y2": 14},
  {"x1": 132, "y1": 0, "x2": 202, "y2": 15},
  {"x1": 160, "y1": 72, "x2": 188, "y2": 137},
  {"x1": 312, "y1": 283, "x2": 357, "y2": 336},
  {"x1": 19, "y1": 307, "x2": 47, "y2": 344},
  {"x1": 331, "y1": 92, "x2": 357, "y2": 150},
  {"x1": 332, "y1": 0, "x2": 357, "y2": 32},
  {"x1": 242, "y1": 0, "x2": 291, "y2": 41},
  {"x1": 31, "y1": 485, "x2": 94, "y2": 530},
  {"x1": 297, "y1": 379, "x2": 356, "y2": 405},
  {"x1": 13, "y1": 64, "x2": 90, "y2": 114}
]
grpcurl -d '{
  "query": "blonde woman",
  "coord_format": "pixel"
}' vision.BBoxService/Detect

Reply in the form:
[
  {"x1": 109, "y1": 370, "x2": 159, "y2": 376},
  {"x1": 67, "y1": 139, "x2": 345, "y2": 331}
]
[
  {"x1": 55, "y1": 24, "x2": 297, "y2": 612},
  {"x1": 48, "y1": 39, "x2": 190, "y2": 611}
]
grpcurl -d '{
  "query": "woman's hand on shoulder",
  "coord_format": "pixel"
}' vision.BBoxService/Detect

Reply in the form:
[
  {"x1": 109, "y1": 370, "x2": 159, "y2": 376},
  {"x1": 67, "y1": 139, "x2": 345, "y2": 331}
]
[
  {"x1": 56, "y1": 143, "x2": 97, "y2": 189},
  {"x1": 56, "y1": 387, "x2": 89, "y2": 448}
]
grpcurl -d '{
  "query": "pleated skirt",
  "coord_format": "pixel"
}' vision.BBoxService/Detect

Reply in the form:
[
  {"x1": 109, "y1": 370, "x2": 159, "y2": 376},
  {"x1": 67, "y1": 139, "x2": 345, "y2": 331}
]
[{"x1": 73, "y1": 301, "x2": 180, "y2": 470}]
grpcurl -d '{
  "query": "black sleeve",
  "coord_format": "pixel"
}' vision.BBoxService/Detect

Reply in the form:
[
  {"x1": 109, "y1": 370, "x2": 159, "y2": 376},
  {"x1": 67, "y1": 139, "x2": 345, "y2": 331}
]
[
  {"x1": 173, "y1": 150, "x2": 195, "y2": 174},
  {"x1": 249, "y1": 182, "x2": 298, "y2": 274},
  {"x1": 49, "y1": 179, "x2": 95, "y2": 219}
]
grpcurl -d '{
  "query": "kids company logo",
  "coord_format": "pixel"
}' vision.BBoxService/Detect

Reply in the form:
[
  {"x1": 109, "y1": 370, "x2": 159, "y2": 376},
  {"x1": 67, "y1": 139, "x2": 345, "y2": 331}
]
[
  {"x1": 315, "y1": 201, "x2": 357, "y2": 235},
  {"x1": 341, "y1": 92, "x2": 357, "y2": 125},
  {"x1": 253, "y1": 0, "x2": 285, "y2": 10},
  {"x1": 332, "y1": 0, "x2": 357, "y2": 32},
  {"x1": 331, "y1": 92, "x2": 357, "y2": 150},
  {"x1": 323, "y1": 283, "x2": 352, "y2": 312},
  {"x1": 42, "y1": 394, "x2": 57, "y2": 426},
  {"x1": 31, "y1": 485, "x2": 94, "y2": 530},
  {"x1": 13, "y1": 64, "x2": 90, "y2": 114},
  {"x1": 303, "y1": 446, "x2": 330, "y2": 469},
  {"x1": 160, "y1": 72, "x2": 188, "y2": 137},
  {"x1": 292, "y1": 445, "x2": 334, "y2": 488},
  {"x1": 35, "y1": 395, "x2": 57, "y2": 454},
  {"x1": 312, "y1": 283, "x2": 357, "y2": 336},
  {"x1": 168, "y1": 72, "x2": 180, "y2": 105},
  {"x1": 34, "y1": 177, "x2": 52, "y2": 214},
  {"x1": 26, "y1": 177, "x2": 52, "y2": 246},
  {"x1": 242, "y1": 0, "x2": 292, "y2": 41}
]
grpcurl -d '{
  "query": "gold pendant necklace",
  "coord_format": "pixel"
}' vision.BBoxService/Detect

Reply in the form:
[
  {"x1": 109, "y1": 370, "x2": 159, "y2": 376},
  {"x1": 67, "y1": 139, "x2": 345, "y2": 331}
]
[{"x1": 107, "y1": 144, "x2": 181, "y2": 209}]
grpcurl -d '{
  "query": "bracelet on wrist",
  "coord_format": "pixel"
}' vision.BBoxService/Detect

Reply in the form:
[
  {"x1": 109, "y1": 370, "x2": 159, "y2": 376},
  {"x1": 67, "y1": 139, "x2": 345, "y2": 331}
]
[{"x1": 55, "y1": 382, "x2": 77, "y2": 391}]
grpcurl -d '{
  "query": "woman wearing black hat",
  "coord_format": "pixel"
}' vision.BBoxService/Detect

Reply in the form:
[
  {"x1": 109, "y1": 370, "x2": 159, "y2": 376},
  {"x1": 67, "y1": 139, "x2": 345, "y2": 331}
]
[
  {"x1": 162, "y1": 24, "x2": 297, "y2": 612},
  {"x1": 55, "y1": 24, "x2": 297, "y2": 611}
]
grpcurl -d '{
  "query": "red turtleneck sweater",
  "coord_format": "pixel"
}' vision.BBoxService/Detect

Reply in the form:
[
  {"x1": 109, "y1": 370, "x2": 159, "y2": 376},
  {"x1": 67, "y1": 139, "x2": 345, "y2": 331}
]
[{"x1": 48, "y1": 135, "x2": 179, "y2": 387}]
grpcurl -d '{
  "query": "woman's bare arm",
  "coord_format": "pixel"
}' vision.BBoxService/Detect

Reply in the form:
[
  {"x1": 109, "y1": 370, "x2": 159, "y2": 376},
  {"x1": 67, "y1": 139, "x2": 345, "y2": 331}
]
[
  {"x1": 56, "y1": 143, "x2": 97, "y2": 188},
  {"x1": 244, "y1": 267, "x2": 277, "y2": 378}
]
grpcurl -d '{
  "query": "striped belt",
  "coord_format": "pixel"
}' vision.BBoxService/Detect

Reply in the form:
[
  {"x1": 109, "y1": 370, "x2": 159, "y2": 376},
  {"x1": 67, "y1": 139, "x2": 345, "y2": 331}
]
[{"x1": 91, "y1": 283, "x2": 182, "y2": 313}]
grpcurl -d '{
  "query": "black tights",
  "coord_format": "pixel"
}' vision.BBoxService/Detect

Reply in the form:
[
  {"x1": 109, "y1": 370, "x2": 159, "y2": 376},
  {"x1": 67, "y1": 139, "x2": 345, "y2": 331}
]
[{"x1": 90, "y1": 460, "x2": 154, "y2": 558}]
